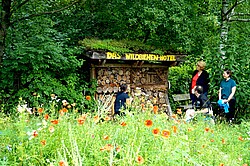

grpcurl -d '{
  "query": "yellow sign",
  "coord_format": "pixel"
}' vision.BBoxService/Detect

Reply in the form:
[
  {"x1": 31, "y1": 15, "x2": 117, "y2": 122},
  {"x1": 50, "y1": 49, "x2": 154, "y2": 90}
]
[{"x1": 106, "y1": 52, "x2": 176, "y2": 61}]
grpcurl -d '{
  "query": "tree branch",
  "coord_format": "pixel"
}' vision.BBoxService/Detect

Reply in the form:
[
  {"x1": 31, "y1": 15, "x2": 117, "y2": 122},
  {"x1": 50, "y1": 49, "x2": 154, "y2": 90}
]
[
  {"x1": 224, "y1": 1, "x2": 238, "y2": 18},
  {"x1": 231, "y1": 13, "x2": 250, "y2": 17},
  {"x1": 229, "y1": 18, "x2": 250, "y2": 22},
  {"x1": 10, "y1": 0, "x2": 31, "y2": 16},
  {"x1": 11, "y1": 0, "x2": 80, "y2": 25},
  {"x1": 236, "y1": 0, "x2": 246, "y2": 5}
]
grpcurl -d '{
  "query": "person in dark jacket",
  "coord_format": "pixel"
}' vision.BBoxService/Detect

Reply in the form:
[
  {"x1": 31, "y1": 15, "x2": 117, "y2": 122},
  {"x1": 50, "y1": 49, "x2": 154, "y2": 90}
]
[
  {"x1": 194, "y1": 86, "x2": 212, "y2": 113},
  {"x1": 114, "y1": 84, "x2": 130, "y2": 115},
  {"x1": 189, "y1": 61, "x2": 210, "y2": 105},
  {"x1": 185, "y1": 86, "x2": 213, "y2": 122}
]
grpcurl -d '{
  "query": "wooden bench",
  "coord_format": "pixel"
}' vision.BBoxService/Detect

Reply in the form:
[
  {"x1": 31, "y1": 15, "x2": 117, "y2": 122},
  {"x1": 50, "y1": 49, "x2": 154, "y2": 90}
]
[{"x1": 172, "y1": 94, "x2": 193, "y2": 110}]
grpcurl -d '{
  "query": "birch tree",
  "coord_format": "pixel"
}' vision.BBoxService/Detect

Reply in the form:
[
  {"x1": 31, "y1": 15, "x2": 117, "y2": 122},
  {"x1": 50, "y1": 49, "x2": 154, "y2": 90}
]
[{"x1": 220, "y1": 0, "x2": 250, "y2": 57}]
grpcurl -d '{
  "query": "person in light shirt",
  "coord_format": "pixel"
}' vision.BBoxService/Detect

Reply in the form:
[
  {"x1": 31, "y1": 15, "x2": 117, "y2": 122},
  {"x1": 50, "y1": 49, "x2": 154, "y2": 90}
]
[{"x1": 218, "y1": 69, "x2": 236, "y2": 123}]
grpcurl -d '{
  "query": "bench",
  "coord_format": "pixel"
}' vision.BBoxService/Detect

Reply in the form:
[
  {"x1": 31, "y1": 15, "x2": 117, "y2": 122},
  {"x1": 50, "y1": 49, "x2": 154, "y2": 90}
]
[{"x1": 172, "y1": 94, "x2": 193, "y2": 110}]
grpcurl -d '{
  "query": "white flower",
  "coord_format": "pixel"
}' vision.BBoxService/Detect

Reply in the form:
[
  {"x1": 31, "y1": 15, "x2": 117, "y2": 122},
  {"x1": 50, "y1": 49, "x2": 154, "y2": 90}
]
[
  {"x1": 42, "y1": 119, "x2": 47, "y2": 126},
  {"x1": 62, "y1": 100, "x2": 67, "y2": 103},
  {"x1": 51, "y1": 96, "x2": 57, "y2": 100},
  {"x1": 6, "y1": 145, "x2": 12, "y2": 151},
  {"x1": 17, "y1": 105, "x2": 25, "y2": 113},
  {"x1": 29, "y1": 136, "x2": 34, "y2": 140},
  {"x1": 26, "y1": 108, "x2": 33, "y2": 114}
]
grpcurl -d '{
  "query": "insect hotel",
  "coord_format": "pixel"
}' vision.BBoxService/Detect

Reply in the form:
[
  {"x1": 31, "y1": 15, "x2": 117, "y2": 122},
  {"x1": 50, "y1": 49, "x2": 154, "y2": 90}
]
[{"x1": 86, "y1": 51, "x2": 185, "y2": 115}]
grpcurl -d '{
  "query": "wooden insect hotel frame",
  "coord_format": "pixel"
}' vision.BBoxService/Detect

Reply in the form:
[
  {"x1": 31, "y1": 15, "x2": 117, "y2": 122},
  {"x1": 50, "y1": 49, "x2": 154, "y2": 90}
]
[{"x1": 85, "y1": 51, "x2": 185, "y2": 115}]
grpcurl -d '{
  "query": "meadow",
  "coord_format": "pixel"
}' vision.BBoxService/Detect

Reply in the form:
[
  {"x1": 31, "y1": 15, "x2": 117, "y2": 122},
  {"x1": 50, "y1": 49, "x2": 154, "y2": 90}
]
[{"x1": 0, "y1": 97, "x2": 249, "y2": 166}]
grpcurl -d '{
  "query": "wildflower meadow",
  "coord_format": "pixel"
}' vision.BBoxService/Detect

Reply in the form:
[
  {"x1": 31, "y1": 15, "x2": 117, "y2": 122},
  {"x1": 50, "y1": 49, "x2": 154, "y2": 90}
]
[{"x1": 0, "y1": 96, "x2": 249, "y2": 166}]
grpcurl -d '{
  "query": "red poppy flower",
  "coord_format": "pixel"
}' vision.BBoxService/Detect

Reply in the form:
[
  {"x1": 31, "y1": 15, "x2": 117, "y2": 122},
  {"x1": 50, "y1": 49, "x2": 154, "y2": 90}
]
[
  {"x1": 136, "y1": 155, "x2": 144, "y2": 165},
  {"x1": 51, "y1": 119, "x2": 59, "y2": 125},
  {"x1": 44, "y1": 114, "x2": 49, "y2": 120},
  {"x1": 62, "y1": 108, "x2": 68, "y2": 113},
  {"x1": 205, "y1": 127, "x2": 210, "y2": 132},
  {"x1": 104, "y1": 144, "x2": 113, "y2": 152},
  {"x1": 171, "y1": 114, "x2": 177, "y2": 119},
  {"x1": 161, "y1": 129, "x2": 170, "y2": 138},
  {"x1": 121, "y1": 122, "x2": 127, "y2": 127},
  {"x1": 144, "y1": 120, "x2": 153, "y2": 127},
  {"x1": 172, "y1": 126, "x2": 177, "y2": 133},
  {"x1": 105, "y1": 116, "x2": 111, "y2": 121},
  {"x1": 77, "y1": 117, "x2": 85, "y2": 125},
  {"x1": 116, "y1": 146, "x2": 121, "y2": 153},
  {"x1": 93, "y1": 115, "x2": 99, "y2": 123},
  {"x1": 152, "y1": 128, "x2": 160, "y2": 136},
  {"x1": 238, "y1": 136, "x2": 244, "y2": 141},
  {"x1": 103, "y1": 135, "x2": 109, "y2": 140},
  {"x1": 59, "y1": 109, "x2": 64, "y2": 116},
  {"x1": 176, "y1": 108, "x2": 182, "y2": 114},
  {"x1": 59, "y1": 160, "x2": 67, "y2": 166},
  {"x1": 40, "y1": 140, "x2": 46, "y2": 146},
  {"x1": 86, "y1": 96, "x2": 91, "y2": 101},
  {"x1": 38, "y1": 108, "x2": 44, "y2": 114},
  {"x1": 33, "y1": 130, "x2": 38, "y2": 137},
  {"x1": 153, "y1": 105, "x2": 158, "y2": 114}
]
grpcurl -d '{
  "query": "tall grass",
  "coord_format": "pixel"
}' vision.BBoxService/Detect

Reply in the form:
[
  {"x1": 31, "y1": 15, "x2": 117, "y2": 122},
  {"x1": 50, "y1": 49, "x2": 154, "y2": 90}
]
[{"x1": 0, "y1": 99, "x2": 249, "y2": 166}]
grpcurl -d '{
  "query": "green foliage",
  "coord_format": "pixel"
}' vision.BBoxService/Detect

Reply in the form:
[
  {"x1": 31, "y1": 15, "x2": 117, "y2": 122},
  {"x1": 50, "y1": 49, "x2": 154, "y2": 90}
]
[
  {"x1": 79, "y1": 38, "x2": 162, "y2": 54},
  {"x1": 168, "y1": 64, "x2": 194, "y2": 111},
  {"x1": 0, "y1": 15, "x2": 88, "y2": 112},
  {"x1": 168, "y1": 64, "x2": 194, "y2": 94}
]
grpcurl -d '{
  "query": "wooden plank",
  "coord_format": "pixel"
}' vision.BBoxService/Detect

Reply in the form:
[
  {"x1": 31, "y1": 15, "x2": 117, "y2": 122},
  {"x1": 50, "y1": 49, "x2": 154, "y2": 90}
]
[
  {"x1": 93, "y1": 63, "x2": 169, "y2": 68},
  {"x1": 178, "y1": 104, "x2": 193, "y2": 109},
  {"x1": 87, "y1": 51, "x2": 184, "y2": 62},
  {"x1": 172, "y1": 94, "x2": 190, "y2": 101}
]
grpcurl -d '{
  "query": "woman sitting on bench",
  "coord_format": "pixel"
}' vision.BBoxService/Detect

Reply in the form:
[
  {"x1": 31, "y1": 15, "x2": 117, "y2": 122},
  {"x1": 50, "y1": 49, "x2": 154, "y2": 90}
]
[{"x1": 185, "y1": 86, "x2": 213, "y2": 122}]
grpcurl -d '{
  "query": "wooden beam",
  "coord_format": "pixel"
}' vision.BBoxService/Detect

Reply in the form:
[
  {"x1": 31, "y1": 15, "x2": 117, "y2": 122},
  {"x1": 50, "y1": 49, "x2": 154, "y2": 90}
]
[{"x1": 92, "y1": 63, "x2": 169, "y2": 68}]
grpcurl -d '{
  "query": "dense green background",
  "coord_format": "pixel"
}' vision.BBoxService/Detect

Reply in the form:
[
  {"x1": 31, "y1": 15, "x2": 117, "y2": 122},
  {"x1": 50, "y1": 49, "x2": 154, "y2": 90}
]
[{"x1": 0, "y1": 0, "x2": 249, "y2": 120}]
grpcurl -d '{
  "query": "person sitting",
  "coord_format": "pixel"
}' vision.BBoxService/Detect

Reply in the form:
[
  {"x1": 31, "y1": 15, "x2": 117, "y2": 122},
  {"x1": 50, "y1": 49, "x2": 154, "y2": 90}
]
[
  {"x1": 194, "y1": 86, "x2": 212, "y2": 114},
  {"x1": 114, "y1": 84, "x2": 131, "y2": 116},
  {"x1": 185, "y1": 86, "x2": 213, "y2": 122}
]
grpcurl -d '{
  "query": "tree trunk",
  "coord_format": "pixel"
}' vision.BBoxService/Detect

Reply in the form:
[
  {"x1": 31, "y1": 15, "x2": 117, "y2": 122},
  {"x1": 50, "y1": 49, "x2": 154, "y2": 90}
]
[
  {"x1": 0, "y1": 29, "x2": 5, "y2": 65},
  {"x1": 0, "y1": 0, "x2": 11, "y2": 66},
  {"x1": 219, "y1": 0, "x2": 229, "y2": 58},
  {"x1": 220, "y1": 0, "x2": 250, "y2": 59}
]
